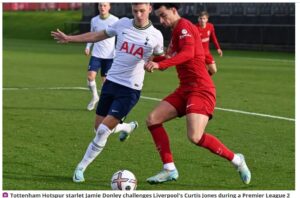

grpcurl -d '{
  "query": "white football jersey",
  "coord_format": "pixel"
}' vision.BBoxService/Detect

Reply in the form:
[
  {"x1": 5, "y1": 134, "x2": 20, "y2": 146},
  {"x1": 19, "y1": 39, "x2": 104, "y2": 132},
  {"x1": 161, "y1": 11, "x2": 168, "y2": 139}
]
[
  {"x1": 86, "y1": 14, "x2": 119, "y2": 58},
  {"x1": 105, "y1": 18, "x2": 164, "y2": 90}
]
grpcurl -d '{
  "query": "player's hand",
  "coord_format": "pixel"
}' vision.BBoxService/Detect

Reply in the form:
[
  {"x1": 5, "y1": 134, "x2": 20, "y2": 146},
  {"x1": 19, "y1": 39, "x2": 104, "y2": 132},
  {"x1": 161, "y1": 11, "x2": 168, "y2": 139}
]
[
  {"x1": 51, "y1": 29, "x2": 70, "y2": 43},
  {"x1": 217, "y1": 49, "x2": 223, "y2": 57},
  {"x1": 144, "y1": 61, "x2": 159, "y2": 73},
  {"x1": 85, "y1": 48, "x2": 90, "y2": 56}
]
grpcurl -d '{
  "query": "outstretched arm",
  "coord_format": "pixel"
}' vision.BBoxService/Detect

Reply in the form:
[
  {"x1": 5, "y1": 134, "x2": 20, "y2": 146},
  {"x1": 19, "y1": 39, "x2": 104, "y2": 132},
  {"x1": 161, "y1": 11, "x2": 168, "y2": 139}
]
[{"x1": 51, "y1": 29, "x2": 109, "y2": 44}]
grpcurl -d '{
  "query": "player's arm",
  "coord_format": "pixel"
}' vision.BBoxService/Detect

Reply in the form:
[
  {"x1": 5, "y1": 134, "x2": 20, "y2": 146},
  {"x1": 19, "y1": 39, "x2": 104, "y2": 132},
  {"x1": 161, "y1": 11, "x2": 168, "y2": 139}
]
[
  {"x1": 155, "y1": 25, "x2": 197, "y2": 70},
  {"x1": 51, "y1": 29, "x2": 109, "y2": 44},
  {"x1": 151, "y1": 52, "x2": 167, "y2": 62},
  {"x1": 157, "y1": 43, "x2": 194, "y2": 70},
  {"x1": 210, "y1": 25, "x2": 223, "y2": 57},
  {"x1": 145, "y1": 44, "x2": 194, "y2": 72}
]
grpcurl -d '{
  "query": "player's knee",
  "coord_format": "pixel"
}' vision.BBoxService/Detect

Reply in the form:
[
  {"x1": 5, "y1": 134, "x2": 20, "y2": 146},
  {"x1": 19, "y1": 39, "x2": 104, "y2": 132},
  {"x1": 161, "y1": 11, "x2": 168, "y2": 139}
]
[
  {"x1": 188, "y1": 135, "x2": 201, "y2": 144},
  {"x1": 187, "y1": 131, "x2": 204, "y2": 144},
  {"x1": 87, "y1": 72, "x2": 97, "y2": 81},
  {"x1": 87, "y1": 75, "x2": 95, "y2": 81},
  {"x1": 146, "y1": 112, "x2": 158, "y2": 127}
]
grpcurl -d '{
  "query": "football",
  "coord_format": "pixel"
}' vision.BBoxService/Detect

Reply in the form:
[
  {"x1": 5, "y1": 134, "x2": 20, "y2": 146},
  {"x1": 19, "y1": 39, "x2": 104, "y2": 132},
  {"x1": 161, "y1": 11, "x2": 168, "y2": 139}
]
[{"x1": 111, "y1": 170, "x2": 137, "y2": 190}]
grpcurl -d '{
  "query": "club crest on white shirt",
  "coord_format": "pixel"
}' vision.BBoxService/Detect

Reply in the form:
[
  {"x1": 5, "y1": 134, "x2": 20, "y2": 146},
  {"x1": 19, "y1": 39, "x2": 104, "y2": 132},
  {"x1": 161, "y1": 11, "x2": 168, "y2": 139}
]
[{"x1": 144, "y1": 36, "x2": 149, "y2": 46}]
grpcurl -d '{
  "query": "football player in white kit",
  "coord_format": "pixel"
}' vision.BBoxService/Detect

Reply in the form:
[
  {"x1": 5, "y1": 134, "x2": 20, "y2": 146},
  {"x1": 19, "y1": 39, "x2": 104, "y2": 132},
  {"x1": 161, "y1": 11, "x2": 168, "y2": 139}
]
[
  {"x1": 85, "y1": 3, "x2": 119, "y2": 111},
  {"x1": 51, "y1": 3, "x2": 164, "y2": 183}
]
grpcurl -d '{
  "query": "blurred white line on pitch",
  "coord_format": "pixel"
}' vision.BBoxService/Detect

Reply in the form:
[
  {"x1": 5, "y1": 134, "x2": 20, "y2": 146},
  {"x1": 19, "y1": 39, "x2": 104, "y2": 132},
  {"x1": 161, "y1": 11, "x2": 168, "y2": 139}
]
[{"x1": 3, "y1": 87, "x2": 295, "y2": 122}]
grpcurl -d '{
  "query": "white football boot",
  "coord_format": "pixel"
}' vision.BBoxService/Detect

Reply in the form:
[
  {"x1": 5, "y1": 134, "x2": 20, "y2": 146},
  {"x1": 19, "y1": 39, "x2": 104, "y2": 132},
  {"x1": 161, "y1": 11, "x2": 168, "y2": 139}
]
[
  {"x1": 119, "y1": 121, "x2": 138, "y2": 142},
  {"x1": 235, "y1": 153, "x2": 251, "y2": 184},
  {"x1": 87, "y1": 96, "x2": 99, "y2": 111}
]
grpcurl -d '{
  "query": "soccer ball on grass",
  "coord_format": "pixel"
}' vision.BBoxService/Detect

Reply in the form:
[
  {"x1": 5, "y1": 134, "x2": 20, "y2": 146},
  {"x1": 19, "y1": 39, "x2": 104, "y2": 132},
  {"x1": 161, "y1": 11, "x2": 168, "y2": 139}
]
[{"x1": 111, "y1": 170, "x2": 137, "y2": 190}]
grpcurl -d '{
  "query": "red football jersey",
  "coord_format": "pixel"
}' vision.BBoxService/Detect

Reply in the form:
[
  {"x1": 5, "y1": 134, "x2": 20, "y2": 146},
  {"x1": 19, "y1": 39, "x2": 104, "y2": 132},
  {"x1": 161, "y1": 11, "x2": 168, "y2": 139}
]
[
  {"x1": 158, "y1": 18, "x2": 215, "y2": 91},
  {"x1": 195, "y1": 22, "x2": 221, "y2": 53}
]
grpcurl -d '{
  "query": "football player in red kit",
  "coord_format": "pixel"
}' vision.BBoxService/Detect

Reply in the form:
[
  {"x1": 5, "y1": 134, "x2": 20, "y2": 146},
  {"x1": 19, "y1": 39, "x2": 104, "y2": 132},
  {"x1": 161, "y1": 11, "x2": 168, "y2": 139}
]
[
  {"x1": 195, "y1": 11, "x2": 222, "y2": 76},
  {"x1": 144, "y1": 3, "x2": 251, "y2": 185}
]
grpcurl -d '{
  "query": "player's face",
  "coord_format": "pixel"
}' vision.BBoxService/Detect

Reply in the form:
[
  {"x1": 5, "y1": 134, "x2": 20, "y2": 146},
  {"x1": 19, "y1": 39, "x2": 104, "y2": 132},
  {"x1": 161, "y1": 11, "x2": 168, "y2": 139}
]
[
  {"x1": 198, "y1": 15, "x2": 208, "y2": 26},
  {"x1": 132, "y1": 4, "x2": 152, "y2": 26},
  {"x1": 98, "y1": 3, "x2": 110, "y2": 16},
  {"x1": 154, "y1": 6, "x2": 177, "y2": 28}
]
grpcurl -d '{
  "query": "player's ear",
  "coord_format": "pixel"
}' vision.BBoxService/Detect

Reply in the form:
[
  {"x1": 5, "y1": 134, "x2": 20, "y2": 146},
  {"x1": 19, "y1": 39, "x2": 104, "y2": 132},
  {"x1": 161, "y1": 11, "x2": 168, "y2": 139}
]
[
  {"x1": 172, "y1": 7, "x2": 177, "y2": 15},
  {"x1": 149, "y1": 4, "x2": 152, "y2": 13}
]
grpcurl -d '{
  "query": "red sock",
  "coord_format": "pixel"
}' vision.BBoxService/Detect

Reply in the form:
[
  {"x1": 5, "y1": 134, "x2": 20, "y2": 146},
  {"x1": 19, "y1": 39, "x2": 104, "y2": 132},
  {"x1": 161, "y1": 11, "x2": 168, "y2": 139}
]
[
  {"x1": 148, "y1": 124, "x2": 173, "y2": 164},
  {"x1": 197, "y1": 133, "x2": 234, "y2": 161}
]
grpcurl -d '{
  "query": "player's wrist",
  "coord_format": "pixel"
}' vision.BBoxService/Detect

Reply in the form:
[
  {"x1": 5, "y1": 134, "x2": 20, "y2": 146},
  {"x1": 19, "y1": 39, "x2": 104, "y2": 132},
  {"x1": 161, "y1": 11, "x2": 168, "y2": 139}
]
[
  {"x1": 66, "y1": 35, "x2": 73, "y2": 42},
  {"x1": 157, "y1": 63, "x2": 165, "y2": 70}
]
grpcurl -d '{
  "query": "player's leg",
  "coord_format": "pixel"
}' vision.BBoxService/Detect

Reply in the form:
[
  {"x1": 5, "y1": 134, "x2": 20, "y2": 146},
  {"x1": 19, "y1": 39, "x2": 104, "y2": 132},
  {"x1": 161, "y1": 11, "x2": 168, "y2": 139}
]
[
  {"x1": 186, "y1": 94, "x2": 251, "y2": 184},
  {"x1": 87, "y1": 71, "x2": 98, "y2": 100},
  {"x1": 94, "y1": 118, "x2": 137, "y2": 141},
  {"x1": 99, "y1": 58, "x2": 113, "y2": 85},
  {"x1": 87, "y1": 56, "x2": 101, "y2": 111},
  {"x1": 73, "y1": 80, "x2": 141, "y2": 183},
  {"x1": 113, "y1": 84, "x2": 140, "y2": 141},
  {"x1": 187, "y1": 113, "x2": 235, "y2": 161},
  {"x1": 73, "y1": 80, "x2": 114, "y2": 182},
  {"x1": 146, "y1": 91, "x2": 184, "y2": 184},
  {"x1": 205, "y1": 54, "x2": 217, "y2": 76},
  {"x1": 73, "y1": 115, "x2": 120, "y2": 183},
  {"x1": 96, "y1": 117, "x2": 138, "y2": 139},
  {"x1": 114, "y1": 121, "x2": 139, "y2": 142},
  {"x1": 146, "y1": 100, "x2": 179, "y2": 184},
  {"x1": 98, "y1": 81, "x2": 140, "y2": 142},
  {"x1": 73, "y1": 81, "x2": 113, "y2": 182},
  {"x1": 101, "y1": 76, "x2": 106, "y2": 84},
  {"x1": 92, "y1": 78, "x2": 139, "y2": 141}
]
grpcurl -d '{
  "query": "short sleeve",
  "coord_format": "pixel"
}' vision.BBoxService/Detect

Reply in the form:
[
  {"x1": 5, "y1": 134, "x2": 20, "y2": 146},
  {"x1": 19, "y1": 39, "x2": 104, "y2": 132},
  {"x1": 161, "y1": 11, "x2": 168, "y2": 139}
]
[{"x1": 105, "y1": 17, "x2": 124, "y2": 37}]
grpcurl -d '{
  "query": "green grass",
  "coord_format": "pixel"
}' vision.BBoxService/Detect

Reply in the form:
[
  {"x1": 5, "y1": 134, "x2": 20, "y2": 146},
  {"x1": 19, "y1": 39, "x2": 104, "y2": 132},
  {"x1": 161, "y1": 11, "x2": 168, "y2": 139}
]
[
  {"x1": 3, "y1": 37, "x2": 295, "y2": 190},
  {"x1": 3, "y1": 11, "x2": 81, "y2": 40}
]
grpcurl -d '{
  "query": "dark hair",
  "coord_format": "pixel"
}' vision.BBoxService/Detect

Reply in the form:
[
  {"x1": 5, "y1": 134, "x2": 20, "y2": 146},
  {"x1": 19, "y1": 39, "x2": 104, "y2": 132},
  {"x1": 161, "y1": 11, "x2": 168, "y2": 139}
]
[
  {"x1": 153, "y1": 3, "x2": 180, "y2": 10},
  {"x1": 199, "y1": 11, "x2": 209, "y2": 18}
]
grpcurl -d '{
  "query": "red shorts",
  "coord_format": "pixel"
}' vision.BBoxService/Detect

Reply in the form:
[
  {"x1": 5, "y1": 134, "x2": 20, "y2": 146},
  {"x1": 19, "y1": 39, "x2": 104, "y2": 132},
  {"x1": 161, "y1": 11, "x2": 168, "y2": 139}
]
[
  {"x1": 163, "y1": 87, "x2": 216, "y2": 118},
  {"x1": 205, "y1": 53, "x2": 215, "y2": 65}
]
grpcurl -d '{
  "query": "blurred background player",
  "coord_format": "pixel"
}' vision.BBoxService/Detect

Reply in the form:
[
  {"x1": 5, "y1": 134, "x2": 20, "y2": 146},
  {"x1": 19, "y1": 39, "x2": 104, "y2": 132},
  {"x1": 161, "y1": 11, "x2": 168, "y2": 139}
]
[
  {"x1": 144, "y1": 3, "x2": 251, "y2": 185},
  {"x1": 195, "y1": 11, "x2": 222, "y2": 76},
  {"x1": 85, "y1": 3, "x2": 119, "y2": 111},
  {"x1": 52, "y1": 3, "x2": 164, "y2": 183}
]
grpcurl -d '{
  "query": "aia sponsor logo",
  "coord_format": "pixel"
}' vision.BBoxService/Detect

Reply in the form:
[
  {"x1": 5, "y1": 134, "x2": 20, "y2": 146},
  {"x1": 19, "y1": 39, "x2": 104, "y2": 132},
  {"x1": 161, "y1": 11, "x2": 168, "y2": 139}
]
[{"x1": 120, "y1": 41, "x2": 144, "y2": 59}]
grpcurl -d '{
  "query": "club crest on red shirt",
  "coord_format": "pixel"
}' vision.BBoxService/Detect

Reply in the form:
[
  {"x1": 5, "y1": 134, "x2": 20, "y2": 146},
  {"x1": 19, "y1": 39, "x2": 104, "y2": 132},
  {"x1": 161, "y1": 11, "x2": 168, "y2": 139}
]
[{"x1": 179, "y1": 28, "x2": 191, "y2": 39}]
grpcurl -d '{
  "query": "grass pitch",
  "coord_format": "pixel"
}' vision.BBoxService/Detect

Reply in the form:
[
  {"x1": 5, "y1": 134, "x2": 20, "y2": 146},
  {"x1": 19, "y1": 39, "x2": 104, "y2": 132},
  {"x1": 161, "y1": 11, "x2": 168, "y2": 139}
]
[
  {"x1": 2, "y1": 9, "x2": 295, "y2": 191},
  {"x1": 3, "y1": 38, "x2": 295, "y2": 190}
]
